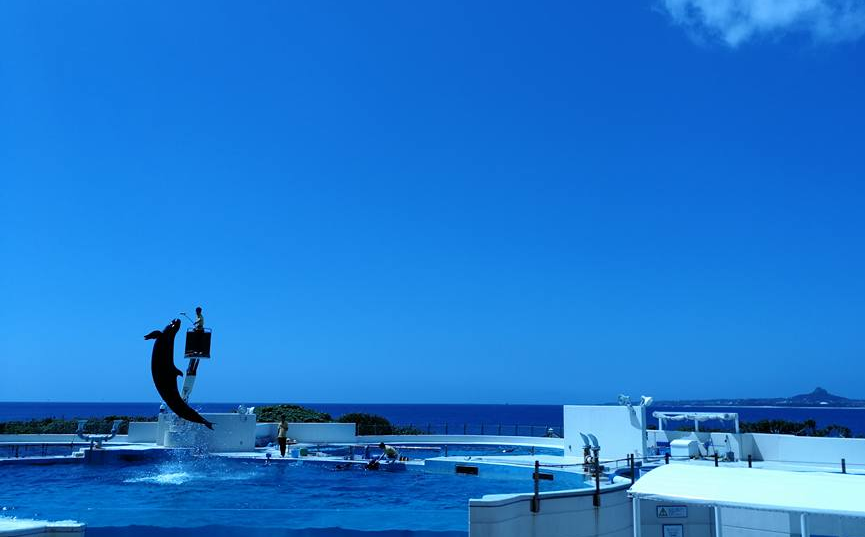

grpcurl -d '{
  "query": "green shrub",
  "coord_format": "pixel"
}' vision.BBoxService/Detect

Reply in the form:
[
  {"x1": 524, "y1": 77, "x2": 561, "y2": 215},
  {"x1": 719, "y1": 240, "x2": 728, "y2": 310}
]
[
  {"x1": 0, "y1": 416, "x2": 154, "y2": 435},
  {"x1": 739, "y1": 419, "x2": 850, "y2": 437},
  {"x1": 254, "y1": 404, "x2": 332, "y2": 423},
  {"x1": 392, "y1": 424, "x2": 424, "y2": 435},
  {"x1": 337, "y1": 413, "x2": 392, "y2": 435}
]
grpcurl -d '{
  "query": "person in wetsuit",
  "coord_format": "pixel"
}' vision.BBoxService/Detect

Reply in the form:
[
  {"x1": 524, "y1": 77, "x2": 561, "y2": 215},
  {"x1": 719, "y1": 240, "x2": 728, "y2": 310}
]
[{"x1": 379, "y1": 442, "x2": 399, "y2": 462}]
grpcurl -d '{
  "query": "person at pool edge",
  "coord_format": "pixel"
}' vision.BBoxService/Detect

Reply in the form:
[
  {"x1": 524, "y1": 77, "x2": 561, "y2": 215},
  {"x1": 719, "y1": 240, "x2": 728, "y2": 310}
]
[
  {"x1": 379, "y1": 442, "x2": 399, "y2": 463},
  {"x1": 193, "y1": 307, "x2": 204, "y2": 331},
  {"x1": 277, "y1": 418, "x2": 289, "y2": 457}
]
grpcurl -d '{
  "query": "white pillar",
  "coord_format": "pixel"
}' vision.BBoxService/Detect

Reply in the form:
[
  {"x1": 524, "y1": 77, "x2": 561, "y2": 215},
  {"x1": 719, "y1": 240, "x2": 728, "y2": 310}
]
[
  {"x1": 801, "y1": 513, "x2": 810, "y2": 537},
  {"x1": 633, "y1": 498, "x2": 642, "y2": 537},
  {"x1": 695, "y1": 419, "x2": 700, "y2": 433},
  {"x1": 714, "y1": 506, "x2": 723, "y2": 537}
]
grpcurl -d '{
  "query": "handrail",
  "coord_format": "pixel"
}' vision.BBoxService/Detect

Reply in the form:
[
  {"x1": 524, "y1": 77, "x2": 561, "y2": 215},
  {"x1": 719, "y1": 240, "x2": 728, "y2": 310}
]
[{"x1": 358, "y1": 423, "x2": 565, "y2": 437}]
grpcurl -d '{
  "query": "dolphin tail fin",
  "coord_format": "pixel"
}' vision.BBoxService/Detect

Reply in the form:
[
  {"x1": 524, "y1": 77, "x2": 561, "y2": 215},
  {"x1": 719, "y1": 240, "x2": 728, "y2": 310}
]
[
  {"x1": 204, "y1": 420, "x2": 214, "y2": 430},
  {"x1": 144, "y1": 330, "x2": 162, "y2": 340}
]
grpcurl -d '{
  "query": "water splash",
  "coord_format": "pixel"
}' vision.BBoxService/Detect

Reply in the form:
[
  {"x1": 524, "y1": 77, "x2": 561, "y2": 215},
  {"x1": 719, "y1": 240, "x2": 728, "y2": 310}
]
[{"x1": 124, "y1": 471, "x2": 192, "y2": 485}]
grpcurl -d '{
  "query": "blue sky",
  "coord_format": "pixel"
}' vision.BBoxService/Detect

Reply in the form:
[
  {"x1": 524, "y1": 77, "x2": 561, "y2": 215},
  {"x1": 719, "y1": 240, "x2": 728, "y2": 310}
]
[{"x1": 1, "y1": 1, "x2": 863, "y2": 404}]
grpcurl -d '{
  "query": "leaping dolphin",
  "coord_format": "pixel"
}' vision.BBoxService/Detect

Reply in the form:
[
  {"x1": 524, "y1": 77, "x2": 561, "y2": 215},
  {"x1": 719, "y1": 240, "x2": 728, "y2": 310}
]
[{"x1": 145, "y1": 319, "x2": 214, "y2": 430}]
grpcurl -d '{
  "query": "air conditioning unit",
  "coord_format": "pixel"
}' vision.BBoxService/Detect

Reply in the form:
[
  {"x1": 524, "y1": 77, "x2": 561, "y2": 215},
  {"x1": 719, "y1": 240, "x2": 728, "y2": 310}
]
[{"x1": 670, "y1": 439, "x2": 700, "y2": 459}]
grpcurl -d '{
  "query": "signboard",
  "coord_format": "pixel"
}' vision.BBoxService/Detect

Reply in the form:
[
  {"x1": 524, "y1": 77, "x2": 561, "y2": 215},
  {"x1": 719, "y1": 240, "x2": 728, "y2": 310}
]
[
  {"x1": 657, "y1": 506, "x2": 688, "y2": 518},
  {"x1": 663, "y1": 525, "x2": 684, "y2": 537}
]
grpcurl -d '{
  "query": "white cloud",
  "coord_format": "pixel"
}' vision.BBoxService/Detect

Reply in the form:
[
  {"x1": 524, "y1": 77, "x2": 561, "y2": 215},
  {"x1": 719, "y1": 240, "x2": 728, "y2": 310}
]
[{"x1": 662, "y1": 0, "x2": 865, "y2": 46}]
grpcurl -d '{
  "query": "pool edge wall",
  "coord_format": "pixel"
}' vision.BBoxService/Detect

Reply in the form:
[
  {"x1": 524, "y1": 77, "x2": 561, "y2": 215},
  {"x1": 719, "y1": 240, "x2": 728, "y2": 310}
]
[{"x1": 469, "y1": 482, "x2": 632, "y2": 537}]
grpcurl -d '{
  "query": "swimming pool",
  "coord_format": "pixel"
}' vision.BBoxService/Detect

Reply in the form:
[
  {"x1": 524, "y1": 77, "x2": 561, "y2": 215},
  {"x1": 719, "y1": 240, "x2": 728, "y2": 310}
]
[{"x1": 0, "y1": 449, "x2": 586, "y2": 536}]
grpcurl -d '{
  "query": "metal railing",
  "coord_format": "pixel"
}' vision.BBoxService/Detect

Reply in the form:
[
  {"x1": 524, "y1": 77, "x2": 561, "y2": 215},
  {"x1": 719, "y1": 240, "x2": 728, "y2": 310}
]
[
  {"x1": 0, "y1": 442, "x2": 88, "y2": 459},
  {"x1": 356, "y1": 423, "x2": 565, "y2": 437}
]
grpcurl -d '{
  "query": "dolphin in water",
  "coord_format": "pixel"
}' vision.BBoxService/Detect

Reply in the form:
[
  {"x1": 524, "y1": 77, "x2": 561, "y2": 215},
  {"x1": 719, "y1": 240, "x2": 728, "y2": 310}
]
[{"x1": 144, "y1": 319, "x2": 214, "y2": 430}]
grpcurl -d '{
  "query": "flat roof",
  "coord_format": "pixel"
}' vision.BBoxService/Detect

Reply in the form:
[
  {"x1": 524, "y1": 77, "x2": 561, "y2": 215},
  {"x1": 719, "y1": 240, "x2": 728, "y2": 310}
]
[{"x1": 629, "y1": 464, "x2": 865, "y2": 518}]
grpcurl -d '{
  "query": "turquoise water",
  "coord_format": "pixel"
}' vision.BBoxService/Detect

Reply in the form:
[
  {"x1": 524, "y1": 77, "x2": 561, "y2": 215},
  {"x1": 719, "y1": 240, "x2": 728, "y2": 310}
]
[{"x1": 0, "y1": 452, "x2": 582, "y2": 535}]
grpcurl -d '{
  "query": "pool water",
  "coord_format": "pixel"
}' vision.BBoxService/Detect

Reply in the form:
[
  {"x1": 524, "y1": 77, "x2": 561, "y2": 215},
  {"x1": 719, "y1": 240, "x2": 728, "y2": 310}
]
[
  {"x1": 312, "y1": 443, "x2": 561, "y2": 459},
  {"x1": 0, "y1": 453, "x2": 581, "y2": 535}
]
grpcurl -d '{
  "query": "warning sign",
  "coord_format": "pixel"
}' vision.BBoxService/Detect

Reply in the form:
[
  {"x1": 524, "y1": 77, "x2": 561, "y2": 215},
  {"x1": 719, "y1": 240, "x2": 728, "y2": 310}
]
[{"x1": 657, "y1": 506, "x2": 688, "y2": 518}]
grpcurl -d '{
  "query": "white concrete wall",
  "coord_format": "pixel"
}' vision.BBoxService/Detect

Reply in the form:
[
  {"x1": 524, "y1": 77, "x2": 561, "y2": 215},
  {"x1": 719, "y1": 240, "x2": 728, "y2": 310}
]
[
  {"x1": 717, "y1": 508, "x2": 865, "y2": 537},
  {"x1": 564, "y1": 405, "x2": 647, "y2": 460},
  {"x1": 649, "y1": 429, "x2": 865, "y2": 466},
  {"x1": 361, "y1": 434, "x2": 565, "y2": 448},
  {"x1": 256, "y1": 422, "x2": 357, "y2": 444},
  {"x1": 127, "y1": 422, "x2": 158, "y2": 443},
  {"x1": 470, "y1": 483, "x2": 632, "y2": 537},
  {"x1": 256, "y1": 423, "x2": 278, "y2": 446},
  {"x1": 286, "y1": 422, "x2": 355, "y2": 443},
  {"x1": 747, "y1": 433, "x2": 865, "y2": 466},
  {"x1": 160, "y1": 413, "x2": 256, "y2": 452},
  {"x1": 719, "y1": 507, "x2": 795, "y2": 537},
  {"x1": 639, "y1": 500, "x2": 714, "y2": 537}
]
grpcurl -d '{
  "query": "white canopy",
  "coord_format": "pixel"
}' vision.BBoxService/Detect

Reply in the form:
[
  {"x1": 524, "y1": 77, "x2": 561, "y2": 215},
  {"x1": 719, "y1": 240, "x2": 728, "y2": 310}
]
[
  {"x1": 653, "y1": 411, "x2": 740, "y2": 432},
  {"x1": 652, "y1": 412, "x2": 738, "y2": 422},
  {"x1": 630, "y1": 464, "x2": 865, "y2": 518}
]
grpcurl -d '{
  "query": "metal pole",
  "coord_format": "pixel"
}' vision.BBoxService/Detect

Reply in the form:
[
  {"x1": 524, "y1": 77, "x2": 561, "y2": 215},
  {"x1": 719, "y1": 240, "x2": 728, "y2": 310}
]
[
  {"x1": 632, "y1": 498, "x2": 641, "y2": 537},
  {"x1": 593, "y1": 464, "x2": 601, "y2": 507},
  {"x1": 748, "y1": 454, "x2": 752, "y2": 468},
  {"x1": 715, "y1": 506, "x2": 723, "y2": 537},
  {"x1": 531, "y1": 460, "x2": 540, "y2": 513},
  {"x1": 665, "y1": 452, "x2": 670, "y2": 464},
  {"x1": 801, "y1": 513, "x2": 810, "y2": 537},
  {"x1": 714, "y1": 453, "x2": 719, "y2": 467},
  {"x1": 842, "y1": 458, "x2": 847, "y2": 474},
  {"x1": 630, "y1": 454, "x2": 635, "y2": 485}
]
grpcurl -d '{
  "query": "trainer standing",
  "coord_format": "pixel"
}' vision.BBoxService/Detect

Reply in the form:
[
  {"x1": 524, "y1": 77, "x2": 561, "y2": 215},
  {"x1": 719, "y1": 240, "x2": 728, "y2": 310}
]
[
  {"x1": 193, "y1": 306, "x2": 205, "y2": 331},
  {"x1": 277, "y1": 418, "x2": 289, "y2": 457}
]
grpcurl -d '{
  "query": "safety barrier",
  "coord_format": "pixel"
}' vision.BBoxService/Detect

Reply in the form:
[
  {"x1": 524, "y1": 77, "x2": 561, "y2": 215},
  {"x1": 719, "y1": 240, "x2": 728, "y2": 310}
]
[{"x1": 363, "y1": 423, "x2": 564, "y2": 437}]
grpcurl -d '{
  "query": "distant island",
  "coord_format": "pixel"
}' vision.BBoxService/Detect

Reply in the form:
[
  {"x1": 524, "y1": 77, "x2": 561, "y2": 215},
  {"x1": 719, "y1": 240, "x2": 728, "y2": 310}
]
[{"x1": 655, "y1": 387, "x2": 865, "y2": 408}]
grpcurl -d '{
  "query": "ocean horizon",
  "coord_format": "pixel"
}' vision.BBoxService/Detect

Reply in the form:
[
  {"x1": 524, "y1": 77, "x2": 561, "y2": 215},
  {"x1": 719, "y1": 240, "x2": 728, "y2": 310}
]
[{"x1": 3, "y1": 401, "x2": 865, "y2": 435}]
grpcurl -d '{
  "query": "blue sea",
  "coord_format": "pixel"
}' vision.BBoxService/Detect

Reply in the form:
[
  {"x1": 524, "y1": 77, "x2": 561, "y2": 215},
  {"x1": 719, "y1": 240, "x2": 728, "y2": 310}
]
[{"x1": 2, "y1": 402, "x2": 865, "y2": 435}]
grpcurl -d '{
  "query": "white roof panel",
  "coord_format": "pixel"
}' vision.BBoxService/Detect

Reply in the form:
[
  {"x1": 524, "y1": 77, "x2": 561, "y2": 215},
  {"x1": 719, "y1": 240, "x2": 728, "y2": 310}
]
[{"x1": 630, "y1": 464, "x2": 865, "y2": 518}]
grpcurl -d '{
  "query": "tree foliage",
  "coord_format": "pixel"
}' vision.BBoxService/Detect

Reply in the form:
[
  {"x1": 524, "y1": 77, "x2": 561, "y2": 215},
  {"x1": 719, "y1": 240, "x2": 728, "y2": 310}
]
[
  {"x1": 740, "y1": 419, "x2": 851, "y2": 437},
  {"x1": 336, "y1": 413, "x2": 393, "y2": 435},
  {"x1": 0, "y1": 416, "x2": 154, "y2": 435},
  {"x1": 254, "y1": 404, "x2": 332, "y2": 423}
]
